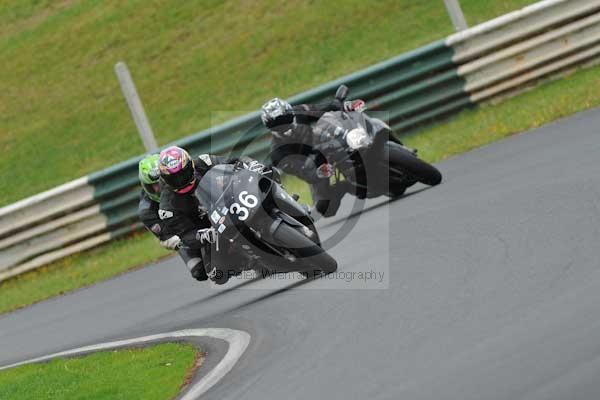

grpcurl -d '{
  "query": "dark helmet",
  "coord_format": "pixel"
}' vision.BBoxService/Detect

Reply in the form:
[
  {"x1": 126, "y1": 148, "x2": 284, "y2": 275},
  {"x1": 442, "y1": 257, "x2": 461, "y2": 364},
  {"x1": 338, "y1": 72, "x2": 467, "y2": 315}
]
[
  {"x1": 159, "y1": 146, "x2": 196, "y2": 193},
  {"x1": 260, "y1": 98, "x2": 294, "y2": 136}
]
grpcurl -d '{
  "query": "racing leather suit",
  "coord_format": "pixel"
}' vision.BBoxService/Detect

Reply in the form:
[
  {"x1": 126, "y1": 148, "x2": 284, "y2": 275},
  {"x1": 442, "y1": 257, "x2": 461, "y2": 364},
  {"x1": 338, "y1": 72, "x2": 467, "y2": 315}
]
[
  {"x1": 158, "y1": 154, "x2": 248, "y2": 283},
  {"x1": 138, "y1": 190, "x2": 207, "y2": 280},
  {"x1": 269, "y1": 100, "x2": 351, "y2": 217}
]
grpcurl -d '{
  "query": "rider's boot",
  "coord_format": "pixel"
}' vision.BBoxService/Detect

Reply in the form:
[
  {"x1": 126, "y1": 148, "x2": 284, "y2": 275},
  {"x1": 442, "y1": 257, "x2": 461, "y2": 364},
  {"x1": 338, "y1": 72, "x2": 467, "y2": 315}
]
[
  {"x1": 202, "y1": 244, "x2": 230, "y2": 285},
  {"x1": 190, "y1": 262, "x2": 208, "y2": 281}
]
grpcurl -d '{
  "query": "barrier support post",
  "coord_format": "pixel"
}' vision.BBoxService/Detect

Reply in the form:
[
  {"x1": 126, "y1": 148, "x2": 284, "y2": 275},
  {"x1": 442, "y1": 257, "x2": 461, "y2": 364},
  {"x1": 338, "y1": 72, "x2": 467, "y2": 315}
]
[{"x1": 114, "y1": 61, "x2": 159, "y2": 153}]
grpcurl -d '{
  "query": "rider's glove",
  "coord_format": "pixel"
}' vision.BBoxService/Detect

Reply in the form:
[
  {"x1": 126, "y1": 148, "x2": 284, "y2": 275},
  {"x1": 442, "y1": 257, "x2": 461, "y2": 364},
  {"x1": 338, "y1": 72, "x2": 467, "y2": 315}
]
[
  {"x1": 246, "y1": 159, "x2": 266, "y2": 174},
  {"x1": 316, "y1": 163, "x2": 334, "y2": 179},
  {"x1": 235, "y1": 158, "x2": 265, "y2": 174},
  {"x1": 196, "y1": 227, "x2": 217, "y2": 244},
  {"x1": 343, "y1": 99, "x2": 366, "y2": 113},
  {"x1": 159, "y1": 235, "x2": 182, "y2": 250}
]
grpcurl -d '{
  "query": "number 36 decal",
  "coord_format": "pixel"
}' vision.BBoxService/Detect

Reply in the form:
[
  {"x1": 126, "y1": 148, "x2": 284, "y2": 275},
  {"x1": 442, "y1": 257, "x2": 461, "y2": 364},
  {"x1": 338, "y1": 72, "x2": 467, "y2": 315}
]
[{"x1": 230, "y1": 191, "x2": 258, "y2": 221}]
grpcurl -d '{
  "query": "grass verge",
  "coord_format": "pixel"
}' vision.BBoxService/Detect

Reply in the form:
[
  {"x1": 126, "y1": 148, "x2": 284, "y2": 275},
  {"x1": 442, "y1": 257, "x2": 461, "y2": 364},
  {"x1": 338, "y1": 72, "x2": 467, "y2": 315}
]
[{"x1": 0, "y1": 343, "x2": 201, "y2": 400}]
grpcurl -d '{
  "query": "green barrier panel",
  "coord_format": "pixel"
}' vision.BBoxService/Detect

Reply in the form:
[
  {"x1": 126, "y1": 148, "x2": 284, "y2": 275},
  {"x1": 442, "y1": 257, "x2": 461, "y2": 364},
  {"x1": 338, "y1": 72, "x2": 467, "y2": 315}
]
[
  {"x1": 391, "y1": 96, "x2": 474, "y2": 133},
  {"x1": 100, "y1": 190, "x2": 140, "y2": 228}
]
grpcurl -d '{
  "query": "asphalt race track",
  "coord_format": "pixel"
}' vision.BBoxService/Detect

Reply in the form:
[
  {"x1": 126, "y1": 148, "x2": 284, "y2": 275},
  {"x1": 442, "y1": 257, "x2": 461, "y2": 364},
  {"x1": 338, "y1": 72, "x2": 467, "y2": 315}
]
[{"x1": 2, "y1": 108, "x2": 600, "y2": 400}]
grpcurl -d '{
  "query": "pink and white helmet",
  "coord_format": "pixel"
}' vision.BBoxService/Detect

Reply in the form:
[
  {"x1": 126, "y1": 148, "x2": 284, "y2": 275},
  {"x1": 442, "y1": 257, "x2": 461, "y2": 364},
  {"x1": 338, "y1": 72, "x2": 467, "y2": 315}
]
[{"x1": 159, "y1": 146, "x2": 196, "y2": 193}]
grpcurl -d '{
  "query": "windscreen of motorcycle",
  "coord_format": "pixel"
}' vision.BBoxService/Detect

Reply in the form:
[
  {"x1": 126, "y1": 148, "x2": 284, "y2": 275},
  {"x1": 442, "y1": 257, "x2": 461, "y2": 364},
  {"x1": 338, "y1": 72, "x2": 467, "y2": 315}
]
[
  {"x1": 314, "y1": 111, "x2": 377, "y2": 145},
  {"x1": 195, "y1": 164, "x2": 263, "y2": 237}
]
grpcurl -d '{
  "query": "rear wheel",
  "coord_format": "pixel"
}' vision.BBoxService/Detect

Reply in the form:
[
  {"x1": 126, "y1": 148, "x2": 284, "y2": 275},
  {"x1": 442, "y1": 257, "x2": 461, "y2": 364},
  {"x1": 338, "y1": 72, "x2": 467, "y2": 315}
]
[
  {"x1": 386, "y1": 141, "x2": 442, "y2": 186},
  {"x1": 271, "y1": 221, "x2": 337, "y2": 276}
]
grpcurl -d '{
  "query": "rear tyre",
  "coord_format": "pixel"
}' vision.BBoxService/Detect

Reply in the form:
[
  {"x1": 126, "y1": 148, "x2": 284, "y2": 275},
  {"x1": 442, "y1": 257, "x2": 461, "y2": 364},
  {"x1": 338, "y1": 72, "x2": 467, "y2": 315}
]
[
  {"x1": 386, "y1": 141, "x2": 442, "y2": 186},
  {"x1": 271, "y1": 222, "x2": 337, "y2": 276}
]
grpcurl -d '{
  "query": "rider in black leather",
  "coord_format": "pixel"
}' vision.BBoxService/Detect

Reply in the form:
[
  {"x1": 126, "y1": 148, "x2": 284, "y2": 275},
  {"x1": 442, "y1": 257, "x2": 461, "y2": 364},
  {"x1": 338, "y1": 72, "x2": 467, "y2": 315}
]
[
  {"x1": 158, "y1": 147, "x2": 253, "y2": 284},
  {"x1": 137, "y1": 154, "x2": 207, "y2": 281},
  {"x1": 261, "y1": 97, "x2": 365, "y2": 217}
]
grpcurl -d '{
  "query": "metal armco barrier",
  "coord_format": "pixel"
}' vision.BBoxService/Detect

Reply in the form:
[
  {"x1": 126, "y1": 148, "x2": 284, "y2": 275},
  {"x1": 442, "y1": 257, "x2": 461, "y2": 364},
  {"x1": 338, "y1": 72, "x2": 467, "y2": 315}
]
[{"x1": 1, "y1": 0, "x2": 599, "y2": 281}]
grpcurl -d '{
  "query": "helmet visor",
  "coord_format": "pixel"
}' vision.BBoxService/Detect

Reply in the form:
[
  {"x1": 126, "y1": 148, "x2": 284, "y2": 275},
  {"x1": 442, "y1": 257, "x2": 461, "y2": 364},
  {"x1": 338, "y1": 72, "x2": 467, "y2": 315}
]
[
  {"x1": 269, "y1": 113, "x2": 294, "y2": 129},
  {"x1": 162, "y1": 161, "x2": 195, "y2": 190}
]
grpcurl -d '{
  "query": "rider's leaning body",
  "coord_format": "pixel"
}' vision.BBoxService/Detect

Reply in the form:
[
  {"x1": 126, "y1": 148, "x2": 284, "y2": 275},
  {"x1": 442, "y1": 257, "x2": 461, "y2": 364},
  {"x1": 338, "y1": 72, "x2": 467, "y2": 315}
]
[
  {"x1": 261, "y1": 97, "x2": 365, "y2": 216},
  {"x1": 137, "y1": 154, "x2": 207, "y2": 281},
  {"x1": 157, "y1": 147, "x2": 258, "y2": 283}
]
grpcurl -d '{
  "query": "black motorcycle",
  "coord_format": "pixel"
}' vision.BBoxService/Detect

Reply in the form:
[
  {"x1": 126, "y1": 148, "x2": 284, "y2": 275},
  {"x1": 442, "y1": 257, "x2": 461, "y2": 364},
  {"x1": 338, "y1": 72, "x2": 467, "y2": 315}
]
[
  {"x1": 312, "y1": 85, "x2": 442, "y2": 207},
  {"x1": 194, "y1": 163, "x2": 337, "y2": 283}
]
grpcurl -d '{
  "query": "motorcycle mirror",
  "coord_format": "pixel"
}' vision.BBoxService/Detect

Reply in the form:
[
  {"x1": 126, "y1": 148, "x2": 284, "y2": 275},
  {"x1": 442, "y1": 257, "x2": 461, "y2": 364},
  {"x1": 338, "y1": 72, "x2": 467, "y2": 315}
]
[{"x1": 335, "y1": 85, "x2": 349, "y2": 101}]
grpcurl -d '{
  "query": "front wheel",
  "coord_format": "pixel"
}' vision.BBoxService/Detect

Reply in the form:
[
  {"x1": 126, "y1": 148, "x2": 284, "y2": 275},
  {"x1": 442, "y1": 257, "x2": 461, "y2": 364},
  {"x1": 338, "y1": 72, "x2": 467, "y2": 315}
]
[
  {"x1": 386, "y1": 141, "x2": 442, "y2": 186},
  {"x1": 271, "y1": 221, "x2": 337, "y2": 275}
]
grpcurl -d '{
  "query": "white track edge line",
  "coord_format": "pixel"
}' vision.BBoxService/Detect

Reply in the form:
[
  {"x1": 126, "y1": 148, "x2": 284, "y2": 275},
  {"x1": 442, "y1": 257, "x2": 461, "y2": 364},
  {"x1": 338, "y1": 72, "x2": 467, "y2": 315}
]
[{"x1": 0, "y1": 328, "x2": 251, "y2": 400}]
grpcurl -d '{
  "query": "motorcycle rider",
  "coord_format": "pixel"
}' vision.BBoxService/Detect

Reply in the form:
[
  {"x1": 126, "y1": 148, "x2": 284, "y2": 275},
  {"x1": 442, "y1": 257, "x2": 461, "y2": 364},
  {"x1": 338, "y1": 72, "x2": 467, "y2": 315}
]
[
  {"x1": 260, "y1": 96, "x2": 365, "y2": 217},
  {"x1": 157, "y1": 146, "x2": 263, "y2": 284},
  {"x1": 137, "y1": 154, "x2": 208, "y2": 281}
]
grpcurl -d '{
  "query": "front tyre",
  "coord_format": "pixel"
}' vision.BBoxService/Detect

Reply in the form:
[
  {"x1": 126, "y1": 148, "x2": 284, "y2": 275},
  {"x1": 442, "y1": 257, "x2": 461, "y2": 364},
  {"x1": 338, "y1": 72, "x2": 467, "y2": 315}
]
[
  {"x1": 386, "y1": 141, "x2": 442, "y2": 186},
  {"x1": 271, "y1": 222, "x2": 337, "y2": 275}
]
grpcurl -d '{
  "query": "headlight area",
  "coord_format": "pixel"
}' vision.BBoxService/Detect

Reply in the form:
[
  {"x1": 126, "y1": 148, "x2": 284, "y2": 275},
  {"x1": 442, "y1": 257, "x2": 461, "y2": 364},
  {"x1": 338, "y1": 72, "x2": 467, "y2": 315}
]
[{"x1": 345, "y1": 128, "x2": 372, "y2": 150}]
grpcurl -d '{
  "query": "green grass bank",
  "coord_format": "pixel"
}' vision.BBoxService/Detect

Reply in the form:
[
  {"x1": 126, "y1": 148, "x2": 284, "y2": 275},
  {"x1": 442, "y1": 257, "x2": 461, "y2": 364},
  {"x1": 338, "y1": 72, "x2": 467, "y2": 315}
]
[{"x1": 0, "y1": 343, "x2": 201, "y2": 400}]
